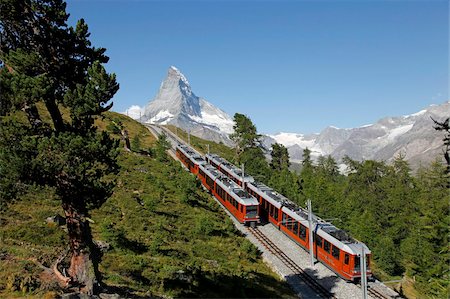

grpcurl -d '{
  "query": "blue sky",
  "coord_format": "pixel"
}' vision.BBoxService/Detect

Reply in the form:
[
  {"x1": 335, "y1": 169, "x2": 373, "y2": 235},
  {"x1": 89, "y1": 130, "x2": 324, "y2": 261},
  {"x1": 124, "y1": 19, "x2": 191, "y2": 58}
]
[{"x1": 66, "y1": 0, "x2": 448, "y2": 134}]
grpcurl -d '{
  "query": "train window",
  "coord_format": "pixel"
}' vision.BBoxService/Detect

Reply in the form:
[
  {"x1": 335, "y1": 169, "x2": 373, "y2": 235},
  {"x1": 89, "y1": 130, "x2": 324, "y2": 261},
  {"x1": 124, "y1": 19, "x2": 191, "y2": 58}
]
[
  {"x1": 324, "y1": 240, "x2": 331, "y2": 253},
  {"x1": 315, "y1": 235, "x2": 323, "y2": 247},
  {"x1": 299, "y1": 225, "x2": 306, "y2": 240},
  {"x1": 274, "y1": 208, "x2": 279, "y2": 221},
  {"x1": 332, "y1": 246, "x2": 340, "y2": 260},
  {"x1": 282, "y1": 213, "x2": 286, "y2": 226},
  {"x1": 344, "y1": 254, "x2": 349, "y2": 265},
  {"x1": 293, "y1": 222, "x2": 299, "y2": 234},
  {"x1": 206, "y1": 176, "x2": 214, "y2": 188},
  {"x1": 246, "y1": 206, "x2": 257, "y2": 217},
  {"x1": 354, "y1": 257, "x2": 360, "y2": 270}
]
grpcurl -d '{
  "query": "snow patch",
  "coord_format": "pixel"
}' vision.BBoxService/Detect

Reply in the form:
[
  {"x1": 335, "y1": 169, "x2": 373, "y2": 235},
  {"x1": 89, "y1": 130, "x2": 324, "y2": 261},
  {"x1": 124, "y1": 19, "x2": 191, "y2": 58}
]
[
  {"x1": 147, "y1": 110, "x2": 174, "y2": 125},
  {"x1": 189, "y1": 112, "x2": 234, "y2": 134},
  {"x1": 406, "y1": 109, "x2": 427, "y2": 118},
  {"x1": 359, "y1": 124, "x2": 373, "y2": 128},
  {"x1": 386, "y1": 124, "x2": 414, "y2": 140},
  {"x1": 269, "y1": 132, "x2": 324, "y2": 156}
]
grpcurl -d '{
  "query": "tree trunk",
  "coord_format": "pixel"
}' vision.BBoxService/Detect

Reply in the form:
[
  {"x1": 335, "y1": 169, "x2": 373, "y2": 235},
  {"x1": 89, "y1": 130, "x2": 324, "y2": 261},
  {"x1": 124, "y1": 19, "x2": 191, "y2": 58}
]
[
  {"x1": 45, "y1": 99, "x2": 65, "y2": 132},
  {"x1": 62, "y1": 202, "x2": 101, "y2": 295},
  {"x1": 121, "y1": 128, "x2": 131, "y2": 151},
  {"x1": 22, "y1": 103, "x2": 43, "y2": 132}
]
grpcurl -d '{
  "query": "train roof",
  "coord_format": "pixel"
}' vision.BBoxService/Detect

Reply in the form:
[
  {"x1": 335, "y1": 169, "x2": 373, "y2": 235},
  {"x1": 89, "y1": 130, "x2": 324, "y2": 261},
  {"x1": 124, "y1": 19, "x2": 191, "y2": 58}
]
[
  {"x1": 177, "y1": 144, "x2": 206, "y2": 165},
  {"x1": 247, "y1": 181, "x2": 290, "y2": 209},
  {"x1": 206, "y1": 154, "x2": 255, "y2": 183},
  {"x1": 215, "y1": 176, "x2": 259, "y2": 206},
  {"x1": 199, "y1": 164, "x2": 222, "y2": 179}
]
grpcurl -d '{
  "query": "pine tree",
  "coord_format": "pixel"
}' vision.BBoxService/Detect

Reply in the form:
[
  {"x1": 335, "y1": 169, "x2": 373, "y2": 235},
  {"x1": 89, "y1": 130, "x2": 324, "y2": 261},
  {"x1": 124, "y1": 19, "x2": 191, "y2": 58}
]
[
  {"x1": 155, "y1": 133, "x2": 171, "y2": 162},
  {"x1": 230, "y1": 113, "x2": 269, "y2": 181},
  {"x1": 230, "y1": 113, "x2": 261, "y2": 160},
  {"x1": 432, "y1": 117, "x2": 450, "y2": 183},
  {"x1": 270, "y1": 143, "x2": 290, "y2": 171},
  {"x1": 0, "y1": 0, "x2": 119, "y2": 294}
]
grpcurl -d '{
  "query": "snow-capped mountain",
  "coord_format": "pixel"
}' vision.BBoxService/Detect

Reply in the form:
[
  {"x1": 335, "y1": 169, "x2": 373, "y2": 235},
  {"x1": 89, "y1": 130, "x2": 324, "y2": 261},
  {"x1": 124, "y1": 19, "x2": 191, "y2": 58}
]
[
  {"x1": 136, "y1": 66, "x2": 234, "y2": 144},
  {"x1": 267, "y1": 101, "x2": 449, "y2": 170}
]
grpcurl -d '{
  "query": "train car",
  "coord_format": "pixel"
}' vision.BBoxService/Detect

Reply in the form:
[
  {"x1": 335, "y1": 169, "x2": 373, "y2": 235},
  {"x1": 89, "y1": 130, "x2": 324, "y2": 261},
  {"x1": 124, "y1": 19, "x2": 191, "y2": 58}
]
[
  {"x1": 211, "y1": 175, "x2": 260, "y2": 226},
  {"x1": 176, "y1": 144, "x2": 206, "y2": 175},
  {"x1": 198, "y1": 164, "x2": 222, "y2": 193},
  {"x1": 205, "y1": 154, "x2": 254, "y2": 187},
  {"x1": 207, "y1": 154, "x2": 372, "y2": 282},
  {"x1": 177, "y1": 145, "x2": 260, "y2": 226},
  {"x1": 197, "y1": 161, "x2": 260, "y2": 226},
  {"x1": 280, "y1": 203, "x2": 372, "y2": 281}
]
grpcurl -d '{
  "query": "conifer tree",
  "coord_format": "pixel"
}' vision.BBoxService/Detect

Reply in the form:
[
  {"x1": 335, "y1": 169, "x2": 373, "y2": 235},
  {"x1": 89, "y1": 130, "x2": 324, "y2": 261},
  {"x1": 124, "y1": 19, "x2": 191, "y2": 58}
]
[
  {"x1": 230, "y1": 113, "x2": 269, "y2": 181},
  {"x1": 155, "y1": 133, "x2": 171, "y2": 162},
  {"x1": 0, "y1": 0, "x2": 119, "y2": 294},
  {"x1": 230, "y1": 113, "x2": 261, "y2": 159},
  {"x1": 432, "y1": 117, "x2": 450, "y2": 178},
  {"x1": 270, "y1": 143, "x2": 290, "y2": 171}
]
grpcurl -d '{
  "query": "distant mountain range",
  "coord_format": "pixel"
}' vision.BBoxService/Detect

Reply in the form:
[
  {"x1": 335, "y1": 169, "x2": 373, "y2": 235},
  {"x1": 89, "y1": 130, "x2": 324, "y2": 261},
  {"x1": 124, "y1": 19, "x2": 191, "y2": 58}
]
[
  {"x1": 264, "y1": 101, "x2": 449, "y2": 170},
  {"x1": 122, "y1": 67, "x2": 448, "y2": 169},
  {"x1": 124, "y1": 66, "x2": 233, "y2": 145}
]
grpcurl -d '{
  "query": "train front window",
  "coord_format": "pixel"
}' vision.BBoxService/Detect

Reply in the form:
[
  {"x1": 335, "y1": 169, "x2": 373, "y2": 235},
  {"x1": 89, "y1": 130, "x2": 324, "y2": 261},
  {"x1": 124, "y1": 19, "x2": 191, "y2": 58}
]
[
  {"x1": 354, "y1": 255, "x2": 370, "y2": 271},
  {"x1": 246, "y1": 206, "x2": 257, "y2": 217}
]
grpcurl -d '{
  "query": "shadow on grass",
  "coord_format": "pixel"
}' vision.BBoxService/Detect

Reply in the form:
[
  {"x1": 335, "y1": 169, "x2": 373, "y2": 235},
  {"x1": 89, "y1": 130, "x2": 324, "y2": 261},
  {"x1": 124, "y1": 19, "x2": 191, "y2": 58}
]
[
  {"x1": 162, "y1": 270, "x2": 296, "y2": 298},
  {"x1": 116, "y1": 233, "x2": 148, "y2": 254}
]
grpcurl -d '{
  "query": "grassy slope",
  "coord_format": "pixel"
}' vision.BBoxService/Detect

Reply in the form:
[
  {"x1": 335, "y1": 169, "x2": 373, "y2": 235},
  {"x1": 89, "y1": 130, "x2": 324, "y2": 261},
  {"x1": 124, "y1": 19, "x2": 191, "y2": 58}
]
[{"x1": 0, "y1": 113, "x2": 295, "y2": 298}]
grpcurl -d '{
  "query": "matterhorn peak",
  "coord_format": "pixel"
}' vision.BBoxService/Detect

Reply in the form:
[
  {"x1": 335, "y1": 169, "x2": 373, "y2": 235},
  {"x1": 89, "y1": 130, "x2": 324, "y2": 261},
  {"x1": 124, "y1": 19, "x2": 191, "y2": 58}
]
[
  {"x1": 168, "y1": 66, "x2": 190, "y2": 87},
  {"x1": 134, "y1": 66, "x2": 234, "y2": 144}
]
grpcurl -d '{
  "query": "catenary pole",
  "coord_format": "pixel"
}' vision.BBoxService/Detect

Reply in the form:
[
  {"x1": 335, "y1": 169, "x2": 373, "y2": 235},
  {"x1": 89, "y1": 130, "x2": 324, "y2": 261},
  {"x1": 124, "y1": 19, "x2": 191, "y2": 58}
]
[
  {"x1": 307, "y1": 199, "x2": 315, "y2": 267},
  {"x1": 361, "y1": 246, "x2": 368, "y2": 299},
  {"x1": 241, "y1": 163, "x2": 245, "y2": 188}
]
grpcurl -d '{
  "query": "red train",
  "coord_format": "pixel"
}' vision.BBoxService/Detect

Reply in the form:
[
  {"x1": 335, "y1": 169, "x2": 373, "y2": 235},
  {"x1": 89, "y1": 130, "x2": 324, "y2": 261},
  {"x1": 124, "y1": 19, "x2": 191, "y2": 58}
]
[
  {"x1": 176, "y1": 145, "x2": 260, "y2": 226},
  {"x1": 205, "y1": 153, "x2": 372, "y2": 282}
]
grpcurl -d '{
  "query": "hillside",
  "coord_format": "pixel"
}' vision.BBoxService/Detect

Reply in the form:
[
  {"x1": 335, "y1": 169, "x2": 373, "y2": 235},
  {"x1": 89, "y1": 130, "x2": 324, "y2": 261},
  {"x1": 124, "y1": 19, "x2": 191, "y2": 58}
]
[{"x1": 0, "y1": 113, "x2": 295, "y2": 298}]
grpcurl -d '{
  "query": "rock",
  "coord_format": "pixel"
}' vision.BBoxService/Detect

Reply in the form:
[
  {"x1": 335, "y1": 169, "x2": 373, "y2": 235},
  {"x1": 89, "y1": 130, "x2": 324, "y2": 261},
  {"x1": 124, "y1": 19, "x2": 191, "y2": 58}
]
[
  {"x1": 93, "y1": 240, "x2": 111, "y2": 253},
  {"x1": 46, "y1": 214, "x2": 66, "y2": 226}
]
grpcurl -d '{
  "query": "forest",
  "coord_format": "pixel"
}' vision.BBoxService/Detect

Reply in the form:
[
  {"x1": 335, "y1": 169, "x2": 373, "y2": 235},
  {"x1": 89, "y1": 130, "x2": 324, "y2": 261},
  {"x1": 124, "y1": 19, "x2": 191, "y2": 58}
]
[{"x1": 228, "y1": 113, "x2": 449, "y2": 298}]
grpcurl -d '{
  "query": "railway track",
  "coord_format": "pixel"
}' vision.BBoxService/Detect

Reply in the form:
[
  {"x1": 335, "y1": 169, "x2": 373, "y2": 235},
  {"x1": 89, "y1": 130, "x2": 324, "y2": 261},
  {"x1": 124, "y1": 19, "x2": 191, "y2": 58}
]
[
  {"x1": 247, "y1": 226, "x2": 336, "y2": 299},
  {"x1": 366, "y1": 283, "x2": 396, "y2": 299}
]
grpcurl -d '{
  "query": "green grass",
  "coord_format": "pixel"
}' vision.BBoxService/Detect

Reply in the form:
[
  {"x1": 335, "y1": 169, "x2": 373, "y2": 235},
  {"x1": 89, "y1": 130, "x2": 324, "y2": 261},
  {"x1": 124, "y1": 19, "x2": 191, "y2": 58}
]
[{"x1": 0, "y1": 116, "x2": 296, "y2": 298}]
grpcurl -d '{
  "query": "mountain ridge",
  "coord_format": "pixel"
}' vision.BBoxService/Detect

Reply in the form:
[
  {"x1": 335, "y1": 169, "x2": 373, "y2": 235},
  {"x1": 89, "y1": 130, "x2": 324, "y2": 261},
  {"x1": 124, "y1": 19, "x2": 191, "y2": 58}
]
[
  {"x1": 133, "y1": 66, "x2": 234, "y2": 145},
  {"x1": 266, "y1": 101, "x2": 449, "y2": 169}
]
